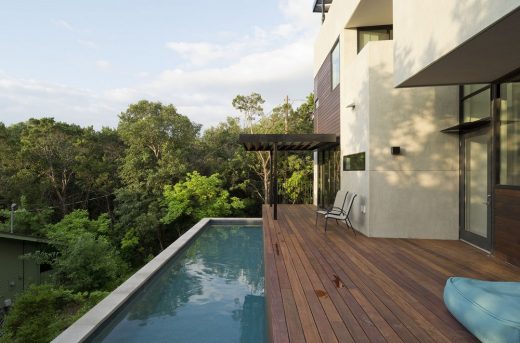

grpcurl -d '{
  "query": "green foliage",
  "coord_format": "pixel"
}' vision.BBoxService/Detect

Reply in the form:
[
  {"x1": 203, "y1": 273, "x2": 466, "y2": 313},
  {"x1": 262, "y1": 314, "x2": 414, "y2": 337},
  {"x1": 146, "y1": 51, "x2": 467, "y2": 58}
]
[
  {"x1": 114, "y1": 187, "x2": 165, "y2": 266},
  {"x1": 232, "y1": 93, "x2": 265, "y2": 130},
  {"x1": 44, "y1": 210, "x2": 128, "y2": 292},
  {"x1": 162, "y1": 172, "x2": 245, "y2": 227},
  {"x1": 0, "y1": 284, "x2": 108, "y2": 343},
  {"x1": 0, "y1": 206, "x2": 53, "y2": 236},
  {"x1": 118, "y1": 100, "x2": 201, "y2": 192},
  {"x1": 282, "y1": 155, "x2": 314, "y2": 204},
  {"x1": 0, "y1": 92, "x2": 316, "y2": 340}
]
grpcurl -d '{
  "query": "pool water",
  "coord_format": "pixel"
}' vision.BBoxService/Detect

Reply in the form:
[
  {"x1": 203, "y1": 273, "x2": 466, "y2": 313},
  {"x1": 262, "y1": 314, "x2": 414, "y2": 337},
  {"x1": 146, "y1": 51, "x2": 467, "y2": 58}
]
[{"x1": 89, "y1": 225, "x2": 265, "y2": 343}]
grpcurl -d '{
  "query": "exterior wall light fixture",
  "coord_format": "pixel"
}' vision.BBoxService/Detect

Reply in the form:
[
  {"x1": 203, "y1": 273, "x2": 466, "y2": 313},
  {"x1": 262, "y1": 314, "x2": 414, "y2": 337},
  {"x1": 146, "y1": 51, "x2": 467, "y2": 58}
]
[{"x1": 346, "y1": 103, "x2": 355, "y2": 110}]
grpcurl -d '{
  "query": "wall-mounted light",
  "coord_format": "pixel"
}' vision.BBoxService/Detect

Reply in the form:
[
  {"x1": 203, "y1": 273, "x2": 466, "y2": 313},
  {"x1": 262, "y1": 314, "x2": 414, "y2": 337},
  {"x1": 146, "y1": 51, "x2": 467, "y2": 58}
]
[
  {"x1": 346, "y1": 103, "x2": 355, "y2": 110},
  {"x1": 391, "y1": 147, "x2": 401, "y2": 155}
]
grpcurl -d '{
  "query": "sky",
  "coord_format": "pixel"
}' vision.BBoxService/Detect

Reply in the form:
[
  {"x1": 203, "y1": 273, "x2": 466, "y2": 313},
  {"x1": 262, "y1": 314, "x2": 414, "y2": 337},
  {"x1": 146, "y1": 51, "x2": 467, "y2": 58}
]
[{"x1": 0, "y1": 0, "x2": 320, "y2": 130}]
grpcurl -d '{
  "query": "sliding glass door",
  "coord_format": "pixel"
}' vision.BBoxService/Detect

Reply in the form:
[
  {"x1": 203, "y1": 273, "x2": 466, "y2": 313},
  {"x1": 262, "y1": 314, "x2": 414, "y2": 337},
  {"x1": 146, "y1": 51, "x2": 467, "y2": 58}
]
[
  {"x1": 317, "y1": 146, "x2": 340, "y2": 208},
  {"x1": 461, "y1": 126, "x2": 492, "y2": 249}
]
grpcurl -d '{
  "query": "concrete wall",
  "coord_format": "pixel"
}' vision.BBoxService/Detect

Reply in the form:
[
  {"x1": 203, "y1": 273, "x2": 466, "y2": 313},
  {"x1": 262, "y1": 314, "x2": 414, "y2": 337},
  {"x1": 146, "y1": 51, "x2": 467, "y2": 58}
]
[
  {"x1": 341, "y1": 40, "x2": 460, "y2": 239},
  {"x1": 314, "y1": 0, "x2": 360, "y2": 75},
  {"x1": 393, "y1": 0, "x2": 520, "y2": 86},
  {"x1": 341, "y1": 35, "x2": 371, "y2": 235}
]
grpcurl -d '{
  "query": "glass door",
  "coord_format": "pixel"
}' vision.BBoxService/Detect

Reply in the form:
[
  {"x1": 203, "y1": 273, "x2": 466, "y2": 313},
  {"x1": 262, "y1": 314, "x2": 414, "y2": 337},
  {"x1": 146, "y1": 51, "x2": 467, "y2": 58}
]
[
  {"x1": 461, "y1": 126, "x2": 492, "y2": 250},
  {"x1": 317, "y1": 146, "x2": 340, "y2": 208}
]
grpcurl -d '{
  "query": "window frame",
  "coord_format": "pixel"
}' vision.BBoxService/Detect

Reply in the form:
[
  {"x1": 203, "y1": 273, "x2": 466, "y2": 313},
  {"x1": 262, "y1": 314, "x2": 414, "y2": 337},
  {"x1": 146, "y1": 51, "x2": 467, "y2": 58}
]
[
  {"x1": 357, "y1": 25, "x2": 393, "y2": 53},
  {"x1": 330, "y1": 39, "x2": 340, "y2": 90}
]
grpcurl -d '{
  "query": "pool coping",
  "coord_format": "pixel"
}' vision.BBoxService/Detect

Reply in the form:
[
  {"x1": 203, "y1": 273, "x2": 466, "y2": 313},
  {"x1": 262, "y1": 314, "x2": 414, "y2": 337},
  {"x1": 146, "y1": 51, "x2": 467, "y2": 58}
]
[{"x1": 52, "y1": 217, "x2": 262, "y2": 343}]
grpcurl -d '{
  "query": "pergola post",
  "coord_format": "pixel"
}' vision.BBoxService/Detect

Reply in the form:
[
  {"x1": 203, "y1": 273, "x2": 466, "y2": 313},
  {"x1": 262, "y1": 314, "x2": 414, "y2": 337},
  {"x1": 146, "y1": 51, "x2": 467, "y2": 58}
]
[
  {"x1": 269, "y1": 150, "x2": 273, "y2": 207},
  {"x1": 273, "y1": 143, "x2": 278, "y2": 220}
]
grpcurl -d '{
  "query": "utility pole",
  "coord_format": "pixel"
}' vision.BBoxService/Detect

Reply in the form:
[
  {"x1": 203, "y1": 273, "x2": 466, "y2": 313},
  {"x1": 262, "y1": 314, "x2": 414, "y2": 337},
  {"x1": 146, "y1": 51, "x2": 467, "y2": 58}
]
[
  {"x1": 284, "y1": 95, "x2": 289, "y2": 134},
  {"x1": 10, "y1": 203, "x2": 17, "y2": 234}
]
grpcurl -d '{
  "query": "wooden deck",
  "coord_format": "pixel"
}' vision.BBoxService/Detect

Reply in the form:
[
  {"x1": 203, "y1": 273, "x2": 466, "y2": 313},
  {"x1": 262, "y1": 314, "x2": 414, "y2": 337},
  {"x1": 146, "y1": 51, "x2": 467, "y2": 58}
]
[{"x1": 262, "y1": 204, "x2": 520, "y2": 343}]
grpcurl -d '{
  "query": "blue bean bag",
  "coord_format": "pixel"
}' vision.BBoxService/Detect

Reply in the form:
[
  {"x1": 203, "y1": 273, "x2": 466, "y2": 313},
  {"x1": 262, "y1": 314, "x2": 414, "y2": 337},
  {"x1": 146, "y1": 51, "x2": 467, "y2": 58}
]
[{"x1": 444, "y1": 277, "x2": 520, "y2": 343}]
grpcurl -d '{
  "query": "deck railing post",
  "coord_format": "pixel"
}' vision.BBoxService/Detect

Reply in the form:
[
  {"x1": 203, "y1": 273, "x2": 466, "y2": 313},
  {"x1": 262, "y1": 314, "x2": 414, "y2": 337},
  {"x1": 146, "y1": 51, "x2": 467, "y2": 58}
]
[
  {"x1": 269, "y1": 150, "x2": 273, "y2": 207},
  {"x1": 273, "y1": 143, "x2": 278, "y2": 220}
]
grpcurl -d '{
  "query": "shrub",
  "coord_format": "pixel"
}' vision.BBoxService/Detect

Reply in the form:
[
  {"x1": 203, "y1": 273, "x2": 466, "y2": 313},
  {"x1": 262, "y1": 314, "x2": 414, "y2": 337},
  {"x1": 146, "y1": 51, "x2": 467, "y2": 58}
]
[{"x1": 0, "y1": 284, "x2": 107, "y2": 343}]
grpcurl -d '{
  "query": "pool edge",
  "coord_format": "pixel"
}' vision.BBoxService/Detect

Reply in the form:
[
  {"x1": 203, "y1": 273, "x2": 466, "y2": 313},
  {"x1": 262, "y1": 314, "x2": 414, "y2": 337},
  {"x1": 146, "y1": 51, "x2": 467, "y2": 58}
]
[{"x1": 51, "y1": 217, "x2": 262, "y2": 343}]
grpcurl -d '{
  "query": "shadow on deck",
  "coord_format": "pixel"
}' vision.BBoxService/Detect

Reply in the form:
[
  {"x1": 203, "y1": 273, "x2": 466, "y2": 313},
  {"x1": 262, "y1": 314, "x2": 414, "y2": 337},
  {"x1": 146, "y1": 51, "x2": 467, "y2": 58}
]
[{"x1": 262, "y1": 204, "x2": 520, "y2": 343}]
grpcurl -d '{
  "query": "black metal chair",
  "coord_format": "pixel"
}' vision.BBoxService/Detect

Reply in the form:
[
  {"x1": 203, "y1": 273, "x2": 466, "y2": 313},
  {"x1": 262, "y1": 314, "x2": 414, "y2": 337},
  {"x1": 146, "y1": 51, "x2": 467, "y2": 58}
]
[
  {"x1": 324, "y1": 193, "x2": 357, "y2": 235},
  {"x1": 315, "y1": 191, "x2": 348, "y2": 227}
]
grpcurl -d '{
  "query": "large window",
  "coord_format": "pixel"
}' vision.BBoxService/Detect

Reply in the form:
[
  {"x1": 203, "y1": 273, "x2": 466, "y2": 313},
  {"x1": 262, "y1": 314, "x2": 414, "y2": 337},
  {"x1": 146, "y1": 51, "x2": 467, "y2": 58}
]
[
  {"x1": 499, "y1": 82, "x2": 520, "y2": 185},
  {"x1": 462, "y1": 84, "x2": 491, "y2": 122},
  {"x1": 331, "y1": 41, "x2": 340, "y2": 89},
  {"x1": 357, "y1": 26, "x2": 393, "y2": 53}
]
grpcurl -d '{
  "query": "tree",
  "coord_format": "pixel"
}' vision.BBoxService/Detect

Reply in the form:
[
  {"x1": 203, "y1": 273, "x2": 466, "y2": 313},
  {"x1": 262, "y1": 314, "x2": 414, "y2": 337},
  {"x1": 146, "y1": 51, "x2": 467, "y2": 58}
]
[
  {"x1": 117, "y1": 100, "x2": 201, "y2": 191},
  {"x1": 19, "y1": 119, "x2": 83, "y2": 215},
  {"x1": 115, "y1": 100, "x2": 202, "y2": 262},
  {"x1": 42, "y1": 210, "x2": 127, "y2": 292},
  {"x1": 232, "y1": 93, "x2": 265, "y2": 133},
  {"x1": 162, "y1": 172, "x2": 245, "y2": 234}
]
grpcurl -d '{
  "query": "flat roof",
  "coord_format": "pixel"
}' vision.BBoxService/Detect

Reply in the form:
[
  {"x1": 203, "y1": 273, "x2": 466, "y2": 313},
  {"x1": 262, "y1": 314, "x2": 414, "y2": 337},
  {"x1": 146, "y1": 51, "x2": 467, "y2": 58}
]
[
  {"x1": 0, "y1": 231, "x2": 49, "y2": 244},
  {"x1": 398, "y1": 7, "x2": 520, "y2": 87},
  {"x1": 239, "y1": 134, "x2": 338, "y2": 151},
  {"x1": 313, "y1": 0, "x2": 333, "y2": 13}
]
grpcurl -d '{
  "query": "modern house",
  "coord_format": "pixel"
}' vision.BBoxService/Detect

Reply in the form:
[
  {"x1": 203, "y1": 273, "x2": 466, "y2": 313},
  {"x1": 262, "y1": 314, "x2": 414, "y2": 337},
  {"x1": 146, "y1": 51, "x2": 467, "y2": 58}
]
[{"x1": 312, "y1": 0, "x2": 520, "y2": 266}]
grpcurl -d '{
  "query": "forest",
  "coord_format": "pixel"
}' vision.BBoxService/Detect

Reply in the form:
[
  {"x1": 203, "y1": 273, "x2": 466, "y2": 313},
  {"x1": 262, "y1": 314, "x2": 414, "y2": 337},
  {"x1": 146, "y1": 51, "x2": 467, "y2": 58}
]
[{"x1": 0, "y1": 92, "x2": 314, "y2": 342}]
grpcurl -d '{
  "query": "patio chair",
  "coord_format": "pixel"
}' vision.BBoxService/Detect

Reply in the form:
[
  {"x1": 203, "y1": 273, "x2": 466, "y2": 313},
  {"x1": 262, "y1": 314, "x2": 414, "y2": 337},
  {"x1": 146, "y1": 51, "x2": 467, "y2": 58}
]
[
  {"x1": 324, "y1": 193, "x2": 357, "y2": 235},
  {"x1": 315, "y1": 191, "x2": 348, "y2": 227}
]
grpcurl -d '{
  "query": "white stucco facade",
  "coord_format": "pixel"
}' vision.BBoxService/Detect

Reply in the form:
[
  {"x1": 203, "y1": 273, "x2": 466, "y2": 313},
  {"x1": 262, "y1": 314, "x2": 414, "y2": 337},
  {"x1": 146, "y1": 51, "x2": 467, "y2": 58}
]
[
  {"x1": 311, "y1": 0, "x2": 520, "y2": 239},
  {"x1": 393, "y1": 0, "x2": 520, "y2": 86}
]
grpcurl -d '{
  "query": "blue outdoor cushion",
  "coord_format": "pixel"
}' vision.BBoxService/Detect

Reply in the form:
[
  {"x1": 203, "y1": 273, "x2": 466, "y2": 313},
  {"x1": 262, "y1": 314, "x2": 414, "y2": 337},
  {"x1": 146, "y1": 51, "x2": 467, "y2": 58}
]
[{"x1": 444, "y1": 277, "x2": 520, "y2": 343}]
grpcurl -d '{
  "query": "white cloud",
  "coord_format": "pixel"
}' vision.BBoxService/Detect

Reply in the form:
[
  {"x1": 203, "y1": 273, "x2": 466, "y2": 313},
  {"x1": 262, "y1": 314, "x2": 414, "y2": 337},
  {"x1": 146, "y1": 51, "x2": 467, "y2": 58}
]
[
  {"x1": 95, "y1": 60, "x2": 111, "y2": 70},
  {"x1": 3, "y1": 0, "x2": 320, "y2": 130},
  {"x1": 0, "y1": 74, "x2": 121, "y2": 128},
  {"x1": 51, "y1": 19, "x2": 74, "y2": 31}
]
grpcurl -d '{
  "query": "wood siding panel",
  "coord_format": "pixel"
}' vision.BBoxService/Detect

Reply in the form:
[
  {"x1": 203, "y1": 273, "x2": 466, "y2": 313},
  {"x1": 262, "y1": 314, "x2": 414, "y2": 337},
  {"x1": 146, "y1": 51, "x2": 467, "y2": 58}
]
[
  {"x1": 494, "y1": 188, "x2": 520, "y2": 267},
  {"x1": 314, "y1": 52, "x2": 340, "y2": 136}
]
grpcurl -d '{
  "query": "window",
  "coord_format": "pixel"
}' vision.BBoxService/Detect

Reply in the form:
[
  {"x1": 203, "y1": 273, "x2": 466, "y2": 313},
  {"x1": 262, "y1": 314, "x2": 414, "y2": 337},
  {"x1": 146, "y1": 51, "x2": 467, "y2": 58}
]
[
  {"x1": 331, "y1": 41, "x2": 340, "y2": 89},
  {"x1": 357, "y1": 26, "x2": 393, "y2": 53},
  {"x1": 499, "y1": 82, "x2": 520, "y2": 185},
  {"x1": 343, "y1": 152, "x2": 365, "y2": 171},
  {"x1": 462, "y1": 85, "x2": 491, "y2": 122}
]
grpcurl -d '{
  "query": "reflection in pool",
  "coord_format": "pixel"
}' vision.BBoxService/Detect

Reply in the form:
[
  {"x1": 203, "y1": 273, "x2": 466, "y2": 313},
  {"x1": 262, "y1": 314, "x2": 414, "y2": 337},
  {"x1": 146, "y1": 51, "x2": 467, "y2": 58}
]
[{"x1": 89, "y1": 225, "x2": 265, "y2": 343}]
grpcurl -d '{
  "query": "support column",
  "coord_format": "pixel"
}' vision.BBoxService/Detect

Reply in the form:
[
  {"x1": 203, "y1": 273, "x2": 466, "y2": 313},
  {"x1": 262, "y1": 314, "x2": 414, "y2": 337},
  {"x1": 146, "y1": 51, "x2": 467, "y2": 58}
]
[
  {"x1": 273, "y1": 143, "x2": 278, "y2": 220},
  {"x1": 269, "y1": 150, "x2": 273, "y2": 207}
]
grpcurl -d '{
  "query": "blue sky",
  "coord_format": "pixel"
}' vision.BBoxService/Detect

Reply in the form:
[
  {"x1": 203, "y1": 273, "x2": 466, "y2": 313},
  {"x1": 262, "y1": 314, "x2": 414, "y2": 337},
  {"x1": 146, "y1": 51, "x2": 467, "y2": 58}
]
[{"x1": 0, "y1": 0, "x2": 319, "y2": 130}]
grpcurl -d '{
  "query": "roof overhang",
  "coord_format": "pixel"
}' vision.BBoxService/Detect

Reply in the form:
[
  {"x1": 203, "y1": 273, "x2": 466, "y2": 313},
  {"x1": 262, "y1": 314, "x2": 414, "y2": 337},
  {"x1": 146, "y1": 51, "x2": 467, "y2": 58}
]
[
  {"x1": 0, "y1": 231, "x2": 50, "y2": 244},
  {"x1": 398, "y1": 7, "x2": 520, "y2": 87},
  {"x1": 441, "y1": 118, "x2": 491, "y2": 134},
  {"x1": 313, "y1": 0, "x2": 333, "y2": 13},
  {"x1": 346, "y1": 0, "x2": 393, "y2": 28},
  {"x1": 239, "y1": 134, "x2": 338, "y2": 151}
]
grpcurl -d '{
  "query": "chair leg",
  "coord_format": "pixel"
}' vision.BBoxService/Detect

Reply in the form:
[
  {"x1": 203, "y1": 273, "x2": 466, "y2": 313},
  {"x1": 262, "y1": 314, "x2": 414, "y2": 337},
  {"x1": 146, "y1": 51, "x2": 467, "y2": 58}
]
[
  {"x1": 324, "y1": 217, "x2": 328, "y2": 232},
  {"x1": 346, "y1": 218, "x2": 356, "y2": 236}
]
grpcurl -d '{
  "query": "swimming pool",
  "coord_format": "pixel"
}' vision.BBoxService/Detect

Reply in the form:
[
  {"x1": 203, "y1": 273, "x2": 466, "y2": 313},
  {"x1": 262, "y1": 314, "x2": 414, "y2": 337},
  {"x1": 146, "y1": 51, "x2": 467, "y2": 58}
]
[{"x1": 53, "y1": 219, "x2": 265, "y2": 343}]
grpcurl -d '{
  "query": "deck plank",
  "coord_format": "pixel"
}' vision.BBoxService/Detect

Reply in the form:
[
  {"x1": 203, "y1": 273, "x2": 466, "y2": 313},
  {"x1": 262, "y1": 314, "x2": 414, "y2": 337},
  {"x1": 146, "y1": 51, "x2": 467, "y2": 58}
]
[{"x1": 263, "y1": 205, "x2": 520, "y2": 343}]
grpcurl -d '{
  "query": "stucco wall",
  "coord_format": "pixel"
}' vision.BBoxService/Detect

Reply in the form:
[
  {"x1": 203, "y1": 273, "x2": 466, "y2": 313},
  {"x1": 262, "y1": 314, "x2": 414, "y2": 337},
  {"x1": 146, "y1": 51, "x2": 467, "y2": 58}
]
[
  {"x1": 341, "y1": 35, "x2": 371, "y2": 235},
  {"x1": 393, "y1": 0, "x2": 520, "y2": 86},
  {"x1": 341, "y1": 40, "x2": 459, "y2": 239}
]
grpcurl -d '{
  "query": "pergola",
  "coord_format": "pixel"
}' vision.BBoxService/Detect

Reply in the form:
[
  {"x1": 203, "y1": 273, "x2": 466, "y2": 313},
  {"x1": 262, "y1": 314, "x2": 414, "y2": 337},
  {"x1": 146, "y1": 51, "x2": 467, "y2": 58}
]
[{"x1": 239, "y1": 134, "x2": 338, "y2": 220}]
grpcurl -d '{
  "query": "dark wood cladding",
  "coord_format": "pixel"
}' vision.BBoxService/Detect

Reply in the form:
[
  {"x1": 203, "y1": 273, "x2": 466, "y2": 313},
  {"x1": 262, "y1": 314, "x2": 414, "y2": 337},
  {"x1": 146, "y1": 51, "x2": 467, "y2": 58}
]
[
  {"x1": 314, "y1": 53, "x2": 340, "y2": 136},
  {"x1": 494, "y1": 187, "x2": 520, "y2": 267}
]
